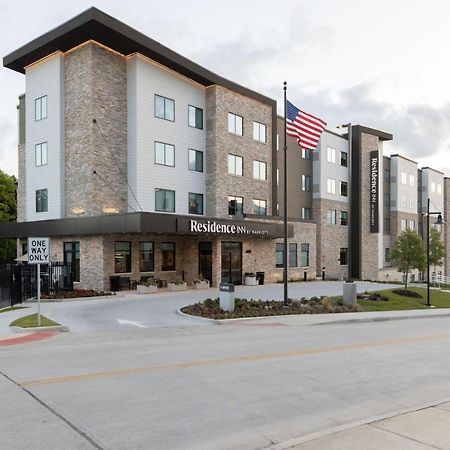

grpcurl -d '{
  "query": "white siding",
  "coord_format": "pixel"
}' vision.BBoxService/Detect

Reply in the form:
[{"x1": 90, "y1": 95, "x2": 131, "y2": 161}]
[
  {"x1": 390, "y1": 156, "x2": 418, "y2": 213},
  {"x1": 127, "y1": 55, "x2": 206, "y2": 214},
  {"x1": 421, "y1": 168, "x2": 444, "y2": 215},
  {"x1": 25, "y1": 53, "x2": 65, "y2": 221}
]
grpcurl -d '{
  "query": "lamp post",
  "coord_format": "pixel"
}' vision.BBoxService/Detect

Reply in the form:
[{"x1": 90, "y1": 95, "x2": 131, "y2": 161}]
[
  {"x1": 337, "y1": 123, "x2": 352, "y2": 281},
  {"x1": 425, "y1": 197, "x2": 443, "y2": 307}
]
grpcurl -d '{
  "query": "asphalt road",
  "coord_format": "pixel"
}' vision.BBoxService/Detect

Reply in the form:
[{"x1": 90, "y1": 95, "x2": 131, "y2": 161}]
[{"x1": 2, "y1": 285, "x2": 450, "y2": 449}]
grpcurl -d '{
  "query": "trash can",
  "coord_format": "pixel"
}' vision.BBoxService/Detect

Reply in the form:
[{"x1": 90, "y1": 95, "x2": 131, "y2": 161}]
[
  {"x1": 256, "y1": 271, "x2": 265, "y2": 285},
  {"x1": 219, "y1": 283, "x2": 235, "y2": 311},
  {"x1": 110, "y1": 275, "x2": 120, "y2": 292}
]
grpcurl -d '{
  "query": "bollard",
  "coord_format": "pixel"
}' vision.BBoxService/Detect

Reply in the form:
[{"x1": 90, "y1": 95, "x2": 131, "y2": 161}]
[{"x1": 219, "y1": 283, "x2": 235, "y2": 312}]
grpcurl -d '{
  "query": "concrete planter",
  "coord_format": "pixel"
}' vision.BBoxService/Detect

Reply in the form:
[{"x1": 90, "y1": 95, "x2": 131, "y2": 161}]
[
  {"x1": 245, "y1": 276, "x2": 257, "y2": 286},
  {"x1": 136, "y1": 284, "x2": 158, "y2": 294},
  {"x1": 193, "y1": 280, "x2": 210, "y2": 290},
  {"x1": 168, "y1": 282, "x2": 187, "y2": 291}
]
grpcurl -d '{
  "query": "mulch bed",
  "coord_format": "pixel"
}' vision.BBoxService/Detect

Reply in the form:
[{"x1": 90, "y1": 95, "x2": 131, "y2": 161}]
[
  {"x1": 392, "y1": 289, "x2": 423, "y2": 298},
  {"x1": 181, "y1": 297, "x2": 361, "y2": 320},
  {"x1": 41, "y1": 289, "x2": 115, "y2": 299}
]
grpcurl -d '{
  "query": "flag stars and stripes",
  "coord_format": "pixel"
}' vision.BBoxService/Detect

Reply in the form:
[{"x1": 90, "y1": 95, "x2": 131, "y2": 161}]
[{"x1": 286, "y1": 100, "x2": 327, "y2": 150}]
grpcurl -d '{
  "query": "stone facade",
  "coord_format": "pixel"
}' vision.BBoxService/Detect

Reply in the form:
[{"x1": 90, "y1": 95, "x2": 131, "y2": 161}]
[
  {"x1": 313, "y1": 198, "x2": 349, "y2": 280},
  {"x1": 65, "y1": 42, "x2": 127, "y2": 217},
  {"x1": 205, "y1": 85, "x2": 273, "y2": 218}
]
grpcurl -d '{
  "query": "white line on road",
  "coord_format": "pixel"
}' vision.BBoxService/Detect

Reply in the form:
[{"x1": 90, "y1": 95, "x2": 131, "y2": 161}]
[{"x1": 116, "y1": 319, "x2": 148, "y2": 328}]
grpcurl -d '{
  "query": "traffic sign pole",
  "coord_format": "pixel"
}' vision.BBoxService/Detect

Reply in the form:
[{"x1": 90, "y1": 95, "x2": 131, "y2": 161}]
[{"x1": 37, "y1": 263, "x2": 41, "y2": 327}]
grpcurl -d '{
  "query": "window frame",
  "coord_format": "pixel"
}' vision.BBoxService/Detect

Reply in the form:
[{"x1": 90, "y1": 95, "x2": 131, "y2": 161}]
[
  {"x1": 228, "y1": 195, "x2": 243, "y2": 216},
  {"x1": 154, "y1": 94, "x2": 175, "y2": 122},
  {"x1": 35, "y1": 142, "x2": 48, "y2": 167},
  {"x1": 35, "y1": 95, "x2": 47, "y2": 121},
  {"x1": 253, "y1": 160, "x2": 267, "y2": 181},
  {"x1": 114, "y1": 241, "x2": 131, "y2": 273},
  {"x1": 302, "y1": 174, "x2": 312, "y2": 192},
  {"x1": 340, "y1": 151, "x2": 348, "y2": 167},
  {"x1": 326, "y1": 178, "x2": 336, "y2": 194},
  {"x1": 228, "y1": 154, "x2": 243, "y2": 176},
  {"x1": 228, "y1": 112, "x2": 243, "y2": 136},
  {"x1": 161, "y1": 242, "x2": 176, "y2": 271},
  {"x1": 275, "y1": 243, "x2": 284, "y2": 268},
  {"x1": 327, "y1": 209, "x2": 337, "y2": 225},
  {"x1": 327, "y1": 146, "x2": 336, "y2": 164},
  {"x1": 339, "y1": 248, "x2": 348, "y2": 266},
  {"x1": 252, "y1": 198, "x2": 267, "y2": 216},
  {"x1": 155, "y1": 188, "x2": 175, "y2": 213},
  {"x1": 340, "y1": 181, "x2": 348, "y2": 197},
  {"x1": 188, "y1": 192, "x2": 204, "y2": 215},
  {"x1": 139, "y1": 241, "x2": 155, "y2": 272},
  {"x1": 301, "y1": 243, "x2": 310, "y2": 267},
  {"x1": 188, "y1": 149, "x2": 203, "y2": 172},
  {"x1": 155, "y1": 141, "x2": 175, "y2": 167},
  {"x1": 289, "y1": 243, "x2": 298, "y2": 268},
  {"x1": 340, "y1": 211, "x2": 348, "y2": 226},
  {"x1": 35, "y1": 188, "x2": 48, "y2": 213},
  {"x1": 301, "y1": 207, "x2": 311, "y2": 220},
  {"x1": 252, "y1": 121, "x2": 267, "y2": 143},
  {"x1": 188, "y1": 105, "x2": 203, "y2": 129}
]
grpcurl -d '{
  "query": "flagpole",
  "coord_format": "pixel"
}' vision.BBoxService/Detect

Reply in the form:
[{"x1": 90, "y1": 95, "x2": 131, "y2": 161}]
[{"x1": 283, "y1": 81, "x2": 288, "y2": 306}]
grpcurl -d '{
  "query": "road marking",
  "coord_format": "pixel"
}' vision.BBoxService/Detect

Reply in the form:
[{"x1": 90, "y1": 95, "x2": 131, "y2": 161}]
[
  {"x1": 19, "y1": 332, "x2": 450, "y2": 388},
  {"x1": 116, "y1": 319, "x2": 148, "y2": 328},
  {"x1": 0, "y1": 332, "x2": 56, "y2": 347}
]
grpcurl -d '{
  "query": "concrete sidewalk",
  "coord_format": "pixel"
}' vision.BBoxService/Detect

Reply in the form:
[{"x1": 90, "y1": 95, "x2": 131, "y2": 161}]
[{"x1": 265, "y1": 400, "x2": 450, "y2": 449}]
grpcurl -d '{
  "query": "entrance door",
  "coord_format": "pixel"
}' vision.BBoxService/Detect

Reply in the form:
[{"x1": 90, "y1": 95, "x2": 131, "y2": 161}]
[
  {"x1": 198, "y1": 242, "x2": 213, "y2": 284},
  {"x1": 221, "y1": 242, "x2": 242, "y2": 285}
]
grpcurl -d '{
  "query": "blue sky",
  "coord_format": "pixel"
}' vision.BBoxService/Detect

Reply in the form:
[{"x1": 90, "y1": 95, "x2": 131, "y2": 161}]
[{"x1": 1, "y1": 0, "x2": 449, "y2": 176}]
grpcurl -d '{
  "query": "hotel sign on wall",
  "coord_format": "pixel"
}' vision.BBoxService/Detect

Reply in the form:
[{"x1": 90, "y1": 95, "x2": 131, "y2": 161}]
[{"x1": 369, "y1": 150, "x2": 379, "y2": 233}]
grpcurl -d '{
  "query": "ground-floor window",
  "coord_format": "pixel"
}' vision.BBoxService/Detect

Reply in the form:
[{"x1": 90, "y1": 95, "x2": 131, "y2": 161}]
[
  {"x1": 189, "y1": 193, "x2": 204, "y2": 215},
  {"x1": 139, "y1": 242, "x2": 154, "y2": 272},
  {"x1": 301, "y1": 243, "x2": 309, "y2": 267},
  {"x1": 64, "y1": 241, "x2": 80, "y2": 282},
  {"x1": 289, "y1": 243, "x2": 297, "y2": 267},
  {"x1": 340, "y1": 247, "x2": 348, "y2": 265},
  {"x1": 275, "y1": 243, "x2": 284, "y2": 268},
  {"x1": 162, "y1": 242, "x2": 176, "y2": 271},
  {"x1": 115, "y1": 241, "x2": 131, "y2": 273}
]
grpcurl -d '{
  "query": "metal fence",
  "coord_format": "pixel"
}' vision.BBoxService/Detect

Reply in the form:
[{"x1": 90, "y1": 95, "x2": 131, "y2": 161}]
[{"x1": 0, "y1": 262, "x2": 74, "y2": 307}]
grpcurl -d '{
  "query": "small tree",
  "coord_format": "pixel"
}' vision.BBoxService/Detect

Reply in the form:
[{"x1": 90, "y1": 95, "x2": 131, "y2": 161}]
[
  {"x1": 391, "y1": 228, "x2": 425, "y2": 291},
  {"x1": 429, "y1": 227, "x2": 445, "y2": 284},
  {"x1": 0, "y1": 171, "x2": 17, "y2": 262}
]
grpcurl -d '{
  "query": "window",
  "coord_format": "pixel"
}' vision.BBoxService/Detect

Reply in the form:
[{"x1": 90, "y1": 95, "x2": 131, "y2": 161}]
[
  {"x1": 301, "y1": 243, "x2": 310, "y2": 267},
  {"x1": 228, "y1": 154, "x2": 243, "y2": 176},
  {"x1": 35, "y1": 189, "x2": 48, "y2": 212},
  {"x1": 275, "y1": 243, "x2": 284, "y2": 268},
  {"x1": 35, "y1": 142, "x2": 48, "y2": 166},
  {"x1": 437, "y1": 184, "x2": 442, "y2": 194},
  {"x1": 277, "y1": 169, "x2": 279, "y2": 185},
  {"x1": 228, "y1": 112, "x2": 243, "y2": 136},
  {"x1": 115, "y1": 241, "x2": 131, "y2": 273},
  {"x1": 155, "y1": 142, "x2": 175, "y2": 167},
  {"x1": 340, "y1": 151, "x2": 348, "y2": 167},
  {"x1": 409, "y1": 198, "x2": 415, "y2": 210},
  {"x1": 409, "y1": 220, "x2": 415, "y2": 230},
  {"x1": 188, "y1": 105, "x2": 203, "y2": 129},
  {"x1": 340, "y1": 181, "x2": 348, "y2": 197},
  {"x1": 384, "y1": 193, "x2": 390, "y2": 207},
  {"x1": 302, "y1": 207, "x2": 311, "y2": 220},
  {"x1": 302, "y1": 174, "x2": 311, "y2": 192},
  {"x1": 161, "y1": 242, "x2": 175, "y2": 271},
  {"x1": 326, "y1": 178, "x2": 336, "y2": 194},
  {"x1": 431, "y1": 182, "x2": 436, "y2": 193},
  {"x1": 385, "y1": 248, "x2": 391, "y2": 263},
  {"x1": 188, "y1": 192, "x2": 203, "y2": 215},
  {"x1": 252, "y1": 199, "x2": 267, "y2": 215},
  {"x1": 228, "y1": 196, "x2": 243, "y2": 216},
  {"x1": 327, "y1": 209, "x2": 337, "y2": 225},
  {"x1": 155, "y1": 189, "x2": 175, "y2": 212},
  {"x1": 340, "y1": 248, "x2": 348, "y2": 265},
  {"x1": 341, "y1": 211, "x2": 348, "y2": 226},
  {"x1": 139, "y1": 242, "x2": 154, "y2": 272},
  {"x1": 384, "y1": 169, "x2": 390, "y2": 182},
  {"x1": 302, "y1": 148, "x2": 312, "y2": 160},
  {"x1": 401, "y1": 219, "x2": 407, "y2": 231},
  {"x1": 400, "y1": 196, "x2": 407, "y2": 208},
  {"x1": 154, "y1": 94, "x2": 175, "y2": 121},
  {"x1": 35, "y1": 95, "x2": 47, "y2": 121},
  {"x1": 253, "y1": 160, "x2": 267, "y2": 181},
  {"x1": 384, "y1": 217, "x2": 390, "y2": 232},
  {"x1": 289, "y1": 243, "x2": 297, "y2": 267},
  {"x1": 401, "y1": 172, "x2": 407, "y2": 184},
  {"x1": 64, "y1": 242, "x2": 80, "y2": 282},
  {"x1": 253, "y1": 121, "x2": 267, "y2": 143},
  {"x1": 188, "y1": 149, "x2": 203, "y2": 172},
  {"x1": 327, "y1": 146, "x2": 336, "y2": 163},
  {"x1": 409, "y1": 174, "x2": 415, "y2": 186}
]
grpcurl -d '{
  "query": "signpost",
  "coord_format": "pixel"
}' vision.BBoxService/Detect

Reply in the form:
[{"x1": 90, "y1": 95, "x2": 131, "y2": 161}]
[{"x1": 27, "y1": 237, "x2": 50, "y2": 327}]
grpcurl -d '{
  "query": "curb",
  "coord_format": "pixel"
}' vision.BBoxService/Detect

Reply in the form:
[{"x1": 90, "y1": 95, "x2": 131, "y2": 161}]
[
  {"x1": 25, "y1": 294, "x2": 119, "y2": 303},
  {"x1": 176, "y1": 308, "x2": 218, "y2": 324},
  {"x1": 10, "y1": 325, "x2": 69, "y2": 333},
  {"x1": 260, "y1": 396, "x2": 450, "y2": 449}
]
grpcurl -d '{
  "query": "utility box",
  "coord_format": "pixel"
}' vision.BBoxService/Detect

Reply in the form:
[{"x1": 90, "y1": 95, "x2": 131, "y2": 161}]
[
  {"x1": 219, "y1": 283, "x2": 235, "y2": 312},
  {"x1": 343, "y1": 281, "x2": 357, "y2": 306}
]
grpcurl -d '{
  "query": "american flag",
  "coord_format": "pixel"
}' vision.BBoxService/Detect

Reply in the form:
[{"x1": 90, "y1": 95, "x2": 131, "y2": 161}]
[{"x1": 286, "y1": 100, "x2": 327, "y2": 150}]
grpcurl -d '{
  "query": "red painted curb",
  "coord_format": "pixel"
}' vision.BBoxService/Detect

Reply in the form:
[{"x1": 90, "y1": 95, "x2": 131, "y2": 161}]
[{"x1": 0, "y1": 332, "x2": 57, "y2": 346}]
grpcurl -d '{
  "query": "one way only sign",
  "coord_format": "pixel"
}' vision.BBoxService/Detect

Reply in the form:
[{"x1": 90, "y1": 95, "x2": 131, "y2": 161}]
[{"x1": 27, "y1": 237, "x2": 50, "y2": 264}]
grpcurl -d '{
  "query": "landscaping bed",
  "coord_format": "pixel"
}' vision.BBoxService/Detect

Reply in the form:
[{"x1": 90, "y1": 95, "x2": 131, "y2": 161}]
[
  {"x1": 181, "y1": 297, "x2": 361, "y2": 320},
  {"x1": 10, "y1": 313, "x2": 60, "y2": 328},
  {"x1": 41, "y1": 289, "x2": 115, "y2": 299}
]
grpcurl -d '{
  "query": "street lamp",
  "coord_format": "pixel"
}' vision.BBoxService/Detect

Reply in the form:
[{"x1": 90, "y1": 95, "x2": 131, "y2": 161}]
[
  {"x1": 337, "y1": 123, "x2": 352, "y2": 281},
  {"x1": 425, "y1": 198, "x2": 444, "y2": 307}
]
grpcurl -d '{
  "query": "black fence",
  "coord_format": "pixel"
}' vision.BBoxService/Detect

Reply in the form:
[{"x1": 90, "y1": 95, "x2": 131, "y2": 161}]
[{"x1": 0, "y1": 262, "x2": 74, "y2": 307}]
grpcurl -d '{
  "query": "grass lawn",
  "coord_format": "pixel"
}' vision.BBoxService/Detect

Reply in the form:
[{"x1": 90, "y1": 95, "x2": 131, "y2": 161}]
[
  {"x1": 359, "y1": 287, "x2": 450, "y2": 311},
  {"x1": 10, "y1": 313, "x2": 60, "y2": 328},
  {"x1": 0, "y1": 306, "x2": 28, "y2": 314}
]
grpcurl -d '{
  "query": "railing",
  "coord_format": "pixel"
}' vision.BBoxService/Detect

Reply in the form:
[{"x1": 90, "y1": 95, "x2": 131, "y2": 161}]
[{"x1": 431, "y1": 272, "x2": 450, "y2": 286}]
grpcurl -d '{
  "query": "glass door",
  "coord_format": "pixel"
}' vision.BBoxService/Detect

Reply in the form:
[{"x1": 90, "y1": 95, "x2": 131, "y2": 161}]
[
  {"x1": 221, "y1": 242, "x2": 242, "y2": 285},
  {"x1": 198, "y1": 242, "x2": 213, "y2": 284}
]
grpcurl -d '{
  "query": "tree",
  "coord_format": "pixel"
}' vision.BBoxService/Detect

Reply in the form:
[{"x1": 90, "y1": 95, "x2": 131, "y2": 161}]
[
  {"x1": 391, "y1": 228, "x2": 426, "y2": 291},
  {"x1": 429, "y1": 227, "x2": 445, "y2": 284},
  {"x1": 0, "y1": 170, "x2": 17, "y2": 262}
]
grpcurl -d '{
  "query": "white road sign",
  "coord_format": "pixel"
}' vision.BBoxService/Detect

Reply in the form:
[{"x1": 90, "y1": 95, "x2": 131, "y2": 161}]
[{"x1": 27, "y1": 237, "x2": 50, "y2": 264}]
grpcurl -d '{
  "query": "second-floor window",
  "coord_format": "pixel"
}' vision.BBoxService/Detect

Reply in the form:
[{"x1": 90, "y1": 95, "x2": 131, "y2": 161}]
[
  {"x1": 228, "y1": 154, "x2": 243, "y2": 176},
  {"x1": 35, "y1": 188, "x2": 48, "y2": 212},
  {"x1": 155, "y1": 189, "x2": 175, "y2": 212},
  {"x1": 302, "y1": 175, "x2": 311, "y2": 192},
  {"x1": 188, "y1": 105, "x2": 203, "y2": 129},
  {"x1": 35, "y1": 142, "x2": 48, "y2": 166},
  {"x1": 35, "y1": 95, "x2": 47, "y2": 121},
  {"x1": 155, "y1": 142, "x2": 175, "y2": 167},
  {"x1": 327, "y1": 209, "x2": 337, "y2": 225},
  {"x1": 302, "y1": 207, "x2": 311, "y2": 220},
  {"x1": 253, "y1": 121, "x2": 267, "y2": 143},
  {"x1": 188, "y1": 193, "x2": 204, "y2": 215},
  {"x1": 341, "y1": 211, "x2": 348, "y2": 226},
  {"x1": 252, "y1": 199, "x2": 267, "y2": 215},
  {"x1": 327, "y1": 178, "x2": 336, "y2": 194},
  {"x1": 340, "y1": 181, "x2": 348, "y2": 197},
  {"x1": 340, "y1": 151, "x2": 348, "y2": 167},
  {"x1": 188, "y1": 149, "x2": 203, "y2": 172},
  {"x1": 228, "y1": 196, "x2": 243, "y2": 216},
  {"x1": 228, "y1": 112, "x2": 243, "y2": 136},
  {"x1": 253, "y1": 160, "x2": 267, "y2": 181},
  {"x1": 155, "y1": 94, "x2": 175, "y2": 121},
  {"x1": 327, "y1": 146, "x2": 336, "y2": 163}
]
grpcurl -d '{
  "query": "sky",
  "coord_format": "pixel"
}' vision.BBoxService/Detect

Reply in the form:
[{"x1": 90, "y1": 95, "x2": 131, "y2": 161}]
[{"x1": 1, "y1": 0, "x2": 450, "y2": 177}]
